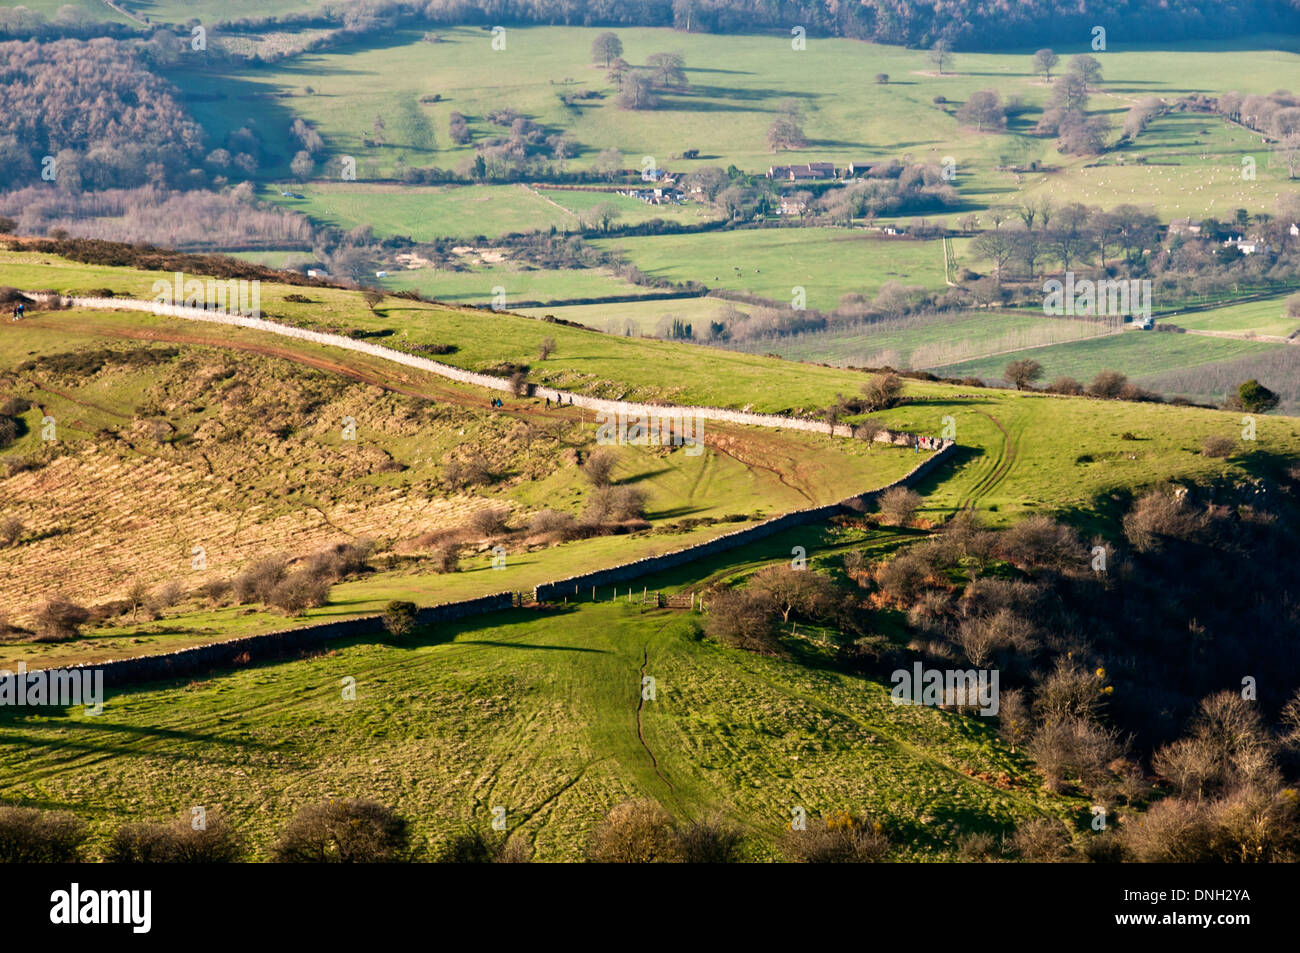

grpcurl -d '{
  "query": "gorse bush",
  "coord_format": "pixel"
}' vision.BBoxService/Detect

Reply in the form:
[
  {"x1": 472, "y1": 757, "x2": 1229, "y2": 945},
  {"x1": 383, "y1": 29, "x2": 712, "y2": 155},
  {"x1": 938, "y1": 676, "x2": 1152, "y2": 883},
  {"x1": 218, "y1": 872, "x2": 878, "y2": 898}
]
[
  {"x1": 273, "y1": 800, "x2": 411, "y2": 863},
  {"x1": 107, "y1": 811, "x2": 245, "y2": 863},
  {"x1": 0, "y1": 807, "x2": 86, "y2": 862}
]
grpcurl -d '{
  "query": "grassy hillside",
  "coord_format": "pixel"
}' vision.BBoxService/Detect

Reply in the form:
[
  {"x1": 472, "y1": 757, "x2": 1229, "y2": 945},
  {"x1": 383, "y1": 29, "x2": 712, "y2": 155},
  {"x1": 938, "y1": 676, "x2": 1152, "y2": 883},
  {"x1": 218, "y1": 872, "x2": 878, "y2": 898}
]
[
  {"x1": 0, "y1": 592, "x2": 1078, "y2": 861},
  {"x1": 168, "y1": 27, "x2": 1300, "y2": 197}
]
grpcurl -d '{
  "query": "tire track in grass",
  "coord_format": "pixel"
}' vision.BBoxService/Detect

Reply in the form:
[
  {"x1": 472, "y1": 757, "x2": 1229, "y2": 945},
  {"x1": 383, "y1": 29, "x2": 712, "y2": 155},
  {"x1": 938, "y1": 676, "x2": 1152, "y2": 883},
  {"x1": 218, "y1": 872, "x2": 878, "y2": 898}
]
[{"x1": 955, "y1": 410, "x2": 1017, "y2": 511}]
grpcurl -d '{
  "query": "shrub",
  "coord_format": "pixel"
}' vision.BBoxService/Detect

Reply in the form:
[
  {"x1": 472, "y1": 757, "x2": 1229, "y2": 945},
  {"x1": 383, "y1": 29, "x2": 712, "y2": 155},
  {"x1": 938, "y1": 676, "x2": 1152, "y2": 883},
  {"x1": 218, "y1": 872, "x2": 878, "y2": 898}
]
[
  {"x1": 581, "y1": 449, "x2": 616, "y2": 486},
  {"x1": 200, "y1": 578, "x2": 231, "y2": 604},
  {"x1": 537, "y1": 336, "x2": 556, "y2": 360},
  {"x1": 433, "y1": 828, "x2": 529, "y2": 863},
  {"x1": 1046, "y1": 376, "x2": 1085, "y2": 396},
  {"x1": 703, "y1": 589, "x2": 781, "y2": 654},
  {"x1": 781, "y1": 812, "x2": 889, "y2": 862},
  {"x1": 860, "y1": 372, "x2": 903, "y2": 411},
  {"x1": 877, "y1": 486, "x2": 922, "y2": 526},
  {"x1": 306, "y1": 539, "x2": 374, "y2": 580},
  {"x1": 31, "y1": 598, "x2": 90, "y2": 642},
  {"x1": 442, "y1": 456, "x2": 493, "y2": 490},
  {"x1": 530, "y1": 509, "x2": 579, "y2": 541},
  {"x1": 1087, "y1": 369, "x2": 1128, "y2": 399},
  {"x1": 0, "y1": 515, "x2": 22, "y2": 547},
  {"x1": 147, "y1": 580, "x2": 184, "y2": 612},
  {"x1": 1009, "y1": 818, "x2": 1075, "y2": 861},
  {"x1": 998, "y1": 515, "x2": 1082, "y2": 572},
  {"x1": 267, "y1": 570, "x2": 331, "y2": 615},
  {"x1": 588, "y1": 799, "x2": 676, "y2": 863},
  {"x1": 431, "y1": 542, "x2": 460, "y2": 573},
  {"x1": 382, "y1": 600, "x2": 418, "y2": 639},
  {"x1": 671, "y1": 818, "x2": 744, "y2": 863},
  {"x1": 106, "y1": 812, "x2": 245, "y2": 863},
  {"x1": 469, "y1": 506, "x2": 510, "y2": 537},
  {"x1": 273, "y1": 800, "x2": 411, "y2": 863},
  {"x1": 0, "y1": 807, "x2": 86, "y2": 862},
  {"x1": 233, "y1": 556, "x2": 287, "y2": 604},
  {"x1": 1122, "y1": 797, "x2": 1215, "y2": 862},
  {"x1": 1122, "y1": 489, "x2": 1205, "y2": 551},
  {"x1": 586, "y1": 485, "x2": 646, "y2": 523},
  {"x1": 1201, "y1": 434, "x2": 1235, "y2": 458},
  {"x1": 1237, "y1": 379, "x2": 1279, "y2": 413}
]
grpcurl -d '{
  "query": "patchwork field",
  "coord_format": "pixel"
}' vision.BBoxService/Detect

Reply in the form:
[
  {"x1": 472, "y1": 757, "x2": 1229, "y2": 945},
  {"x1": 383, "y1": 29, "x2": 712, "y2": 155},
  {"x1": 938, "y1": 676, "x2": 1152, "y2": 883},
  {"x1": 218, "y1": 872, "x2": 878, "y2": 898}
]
[{"x1": 167, "y1": 26, "x2": 1300, "y2": 201}]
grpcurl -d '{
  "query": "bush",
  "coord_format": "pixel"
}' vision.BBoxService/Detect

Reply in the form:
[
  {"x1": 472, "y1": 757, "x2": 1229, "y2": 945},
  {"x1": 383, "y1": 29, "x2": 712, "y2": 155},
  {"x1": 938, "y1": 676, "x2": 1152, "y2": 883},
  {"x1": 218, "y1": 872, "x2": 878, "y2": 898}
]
[
  {"x1": 0, "y1": 807, "x2": 86, "y2": 862},
  {"x1": 200, "y1": 577, "x2": 231, "y2": 604},
  {"x1": 877, "y1": 486, "x2": 922, "y2": 526},
  {"x1": 442, "y1": 456, "x2": 493, "y2": 490},
  {"x1": 530, "y1": 509, "x2": 580, "y2": 541},
  {"x1": 434, "y1": 828, "x2": 529, "y2": 863},
  {"x1": 588, "y1": 799, "x2": 677, "y2": 863},
  {"x1": 1201, "y1": 434, "x2": 1235, "y2": 458},
  {"x1": 860, "y1": 372, "x2": 903, "y2": 411},
  {"x1": 1009, "y1": 818, "x2": 1075, "y2": 861},
  {"x1": 1046, "y1": 376, "x2": 1085, "y2": 396},
  {"x1": 998, "y1": 515, "x2": 1082, "y2": 572},
  {"x1": 432, "y1": 542, "x2": 460, "y2": 573},
  {"x1": 1122, "y1": 490, "x2": 1205, "y2": 552},
  {"x1": 671, "y1": 818, "x2": 744, "y2": 862},
  {"x1": 382, "y1": 600, "x2": 418, "y2": 639},
  {"x1": 232, "y1": 556, "x2": 287, "y2": 604},
  {"x1": 1237, "y1": 378, "x2": 1279, "y2": 413},
  {"x1": 1088, "y1": 369, "x2": 1128, "y2": 399},
  {"x1": 581, "y1": 449, "x2": 616, "y2": 486},
  {"x1": 469, "y1": 506, "x2": 510, "y2": 537},
  {"x1": 0, "y1": 515, "x2": 22, "y2": 547},
  {"x1": 273, "y1": 800, "x2": 411, "y2": 863},
  {"x1": 305, "y1": 539, "x2": 374, "y2": 580},
  {"x1": 106, "y1": 812, "x2": 245, "y2": 863},
  {"x1": 586, "y1": 485, "x2": 646, "y2": 523},
  {"x1": 781, "y1": 812, "x2": 889, "y2": 862},
  {"x1": 267, "y1": 570, "x2": 331, "y2": 615},
  {"x1": 703, "y1": 589, "x2": 781, "y2": 654},
  {"x1": 31, "y1": 598, "x2": 90, "y2": 642},
  {"x1": 147, "y1": 580, "x2": 184, "y2": 613}
]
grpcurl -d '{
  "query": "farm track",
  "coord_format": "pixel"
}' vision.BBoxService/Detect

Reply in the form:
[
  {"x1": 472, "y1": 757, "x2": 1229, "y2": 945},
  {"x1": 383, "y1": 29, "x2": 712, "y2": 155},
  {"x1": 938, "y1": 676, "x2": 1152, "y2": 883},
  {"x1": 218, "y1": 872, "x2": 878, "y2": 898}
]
[
  {"x1": 955, "y1": 411, "x2": 1018, "y2": 511},
  {"x1": 636, "y1": 639, "x2": 675, "y2": 793}
]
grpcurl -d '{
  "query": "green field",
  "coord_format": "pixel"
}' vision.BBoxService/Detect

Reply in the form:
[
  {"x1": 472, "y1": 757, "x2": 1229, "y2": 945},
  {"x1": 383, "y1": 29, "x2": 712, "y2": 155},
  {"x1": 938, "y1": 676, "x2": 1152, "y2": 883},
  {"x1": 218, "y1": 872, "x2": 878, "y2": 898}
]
[
  {"x1": 520, "y1": 294, "x2": 744, "y2": 334},
  {"x1": 0, "y1": 588, "x2": 1081, "y2": 861},
  {"x1": 164, "y1": 26, "x2": 1300, "y2": 222},
  {"x1": 377, "y1": 264, "x2": 648, "y2": 306},
  {"x1": 934, "y1": 327, "x2": 1285, "y2": 383},
  {"x1": 731, "y1": 310, "x2": 1111, "y2": 368},
  {"x1": 592, "y1": 231, "x2": 959, "y2": 309},
  {"x1": 1166, "y1": 296, "x2": 1300, "y2": 339}
]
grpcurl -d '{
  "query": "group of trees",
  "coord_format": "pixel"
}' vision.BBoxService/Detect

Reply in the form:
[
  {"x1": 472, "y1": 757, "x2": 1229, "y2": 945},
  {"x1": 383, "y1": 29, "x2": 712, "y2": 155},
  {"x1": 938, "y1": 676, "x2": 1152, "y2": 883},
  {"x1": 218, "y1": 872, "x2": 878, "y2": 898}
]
[
  {"x1": 970, "y1": 200, "x2": 1162, "y2": 282},
  {"x1": 0, "y1": 39, "x2": 205, "y2": 190},
  {"x1": 1031, "y1": 53, "x2": 1110, "y2": 154},
  {"x1": 1217, "y1": 87, "x2": 1300, "y2": 178}
]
